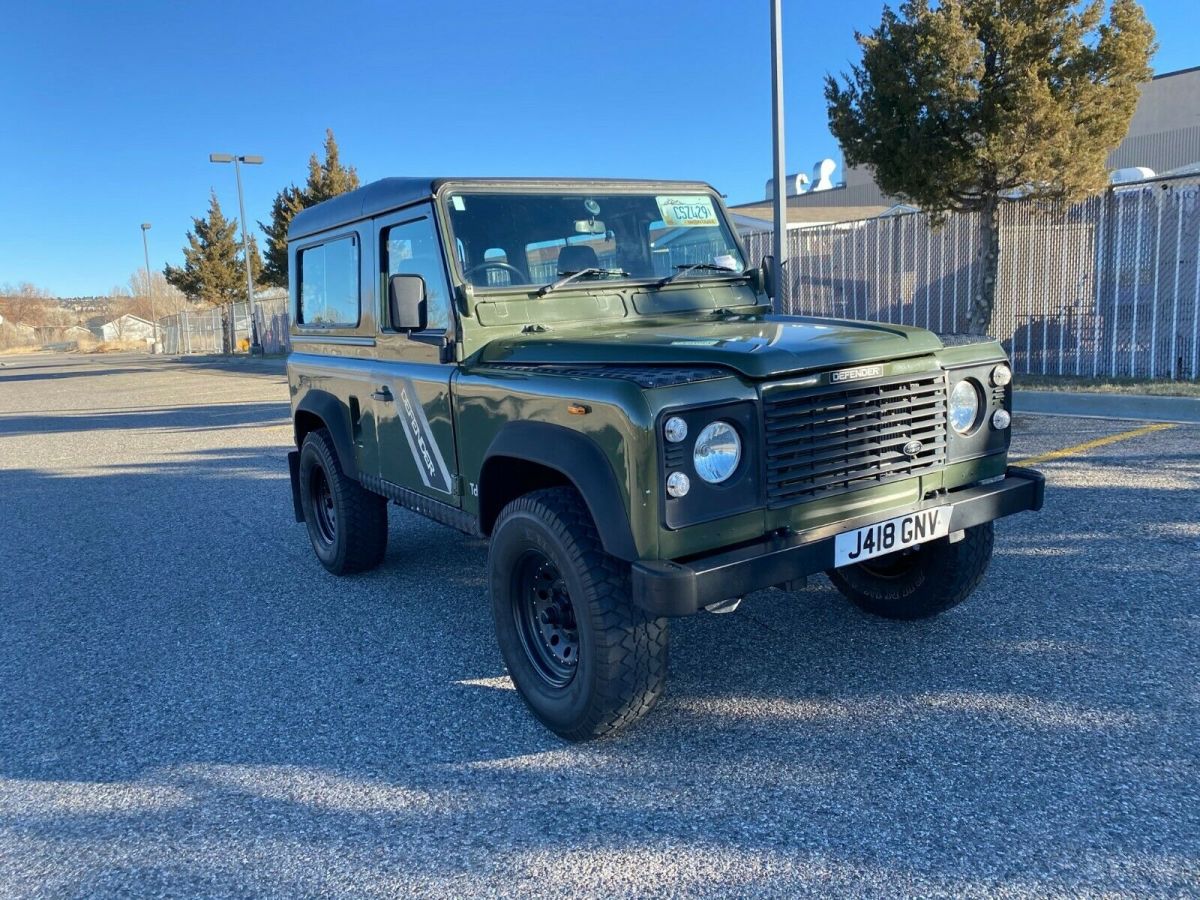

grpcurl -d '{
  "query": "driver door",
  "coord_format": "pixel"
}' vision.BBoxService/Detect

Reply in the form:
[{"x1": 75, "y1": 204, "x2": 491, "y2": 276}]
[{"x1": 366, "y1": 204, "x2": 460, "y2": 504}]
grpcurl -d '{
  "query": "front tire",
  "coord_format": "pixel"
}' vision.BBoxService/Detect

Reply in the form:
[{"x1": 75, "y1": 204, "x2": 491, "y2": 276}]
[
  {"x1": 489, "y1": 488, "x2": 669, "y2": 740},
  {"x1": 828, "y1": 522, "x2": 994, "y2": 620},
  {"x1": 298, "y1": 428, "x2": 388, "y2": 575}
]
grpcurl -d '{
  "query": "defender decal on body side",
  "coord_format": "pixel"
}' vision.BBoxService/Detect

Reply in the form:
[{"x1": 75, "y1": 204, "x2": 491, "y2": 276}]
[{"x1": 392, "y1": 378, "x2": 453, "y2": 494}]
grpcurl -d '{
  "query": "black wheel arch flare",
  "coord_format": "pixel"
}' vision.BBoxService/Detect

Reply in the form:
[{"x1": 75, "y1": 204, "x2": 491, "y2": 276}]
[
  {"x1": 294, "y1": 389, "x2": 358, "y2": 479},
  {"x1": 479, "y1": 421, "x2": 639, "y2": 561}
]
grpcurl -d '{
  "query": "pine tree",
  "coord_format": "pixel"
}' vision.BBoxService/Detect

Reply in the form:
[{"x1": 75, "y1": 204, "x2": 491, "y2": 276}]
[
  {"x1": 245, "y1": 232, "x2": 264, "y2": 291},
  {"x1": 825, "y1": 0, "x2": 1155, "y2": 333},
  {"x1": 259, "y1": 184, "x2": 305, "y2": 288},
  {"x1": 165, "y1": 191, "x2": 259, "y2": 352},
  {"x1": 259, "y1": 129, "x2": 360, "y2": 287}
]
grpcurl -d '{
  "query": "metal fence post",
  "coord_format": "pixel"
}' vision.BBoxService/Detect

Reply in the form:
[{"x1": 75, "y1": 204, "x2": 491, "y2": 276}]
[
  {"x1": 1111, "y1": 194, "x2": 1126, "y2": 378},
  {"x1": 1192, "y1": 215, "x2": 1200, "y2": 381},
  {"x1": 1149, "y1": 190, "x2": 1164, "y2": 379},
  {"x1": 1170, "y1": 191, "x2": 1184, "y2": 380},
  {"x1": 1090, "y1": 195, "x2": 1106, "y2": 377},
  {"x1": 965, "y1": 212, "x2": 975, "y2": 337},
  {"x1": 1130, "y1": 190, "x2": 1146, "y2": 378}
]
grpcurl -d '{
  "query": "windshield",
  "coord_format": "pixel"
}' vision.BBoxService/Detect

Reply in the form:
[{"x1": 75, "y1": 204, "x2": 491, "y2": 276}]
[{"x1": 443, "y1": 190, "x2": 746, "y2": 290}]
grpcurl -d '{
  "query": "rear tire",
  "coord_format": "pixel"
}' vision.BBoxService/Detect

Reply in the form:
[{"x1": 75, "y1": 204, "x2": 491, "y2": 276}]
[
  {"x1": 828, "y1": 522, "x2": 994, "y2": 620},
  {"x1": 298, "y1": 428, "x2": 387, "y2": 575},
  {"x1": 489, "y1": 488, "x2": 669, "y2": 740}
]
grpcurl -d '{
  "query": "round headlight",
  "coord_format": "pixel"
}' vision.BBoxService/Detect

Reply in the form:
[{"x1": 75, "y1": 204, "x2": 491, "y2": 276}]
[
  {"x1": 949, "y1": 380, "x2": 983, "y2": 434},
  {"x1": 992, "y1": 408, "x2": 1011, "y2": 430},
  {"x1": 664, "y1": 416, "x2": 688, "y2": 443},
  {"x1": 666, "y1": 471, "x2": 691, "y2": 498},
  {"x1": 693, "y1": 421, "x2": 741, "y2": 484},
  {"x1": 991, "y1": 364, "x2": 1013, "y2": 387}
]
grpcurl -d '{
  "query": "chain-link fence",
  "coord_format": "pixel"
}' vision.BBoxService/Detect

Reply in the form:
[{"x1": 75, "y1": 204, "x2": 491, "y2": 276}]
[
  {"x1": 745, "y1": 173, "x2": 1200, "y2": 381},
  {"x1": 159, "y1": 304, "x2": 243, "y2": 354},
  {"x1": 253, "y1": 294, "x2": 291, "y2": 355},
  {"x1": 159, "y1": 299, "x2": 292, "y2": 355}
]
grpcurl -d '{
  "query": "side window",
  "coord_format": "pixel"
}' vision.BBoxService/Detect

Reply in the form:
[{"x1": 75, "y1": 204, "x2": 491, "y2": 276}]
[
  {"x1": 298, "y1": 236, "x2": 359, "y2": 326},
  {"x1": 383, "y1": 213, "x2": 451, "y2": 331}
]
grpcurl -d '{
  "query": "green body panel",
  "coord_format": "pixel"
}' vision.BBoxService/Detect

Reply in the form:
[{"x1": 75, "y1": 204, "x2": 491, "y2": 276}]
[
  {"x1": 453, "y1": 368, "x2": 653, "y2": 534},
  {"x1": 288, "y1": 176, "x2": 1017, "y2": 566},
  {"x1": 473, "y1": 313, "x2": 945, "y2": 379}
]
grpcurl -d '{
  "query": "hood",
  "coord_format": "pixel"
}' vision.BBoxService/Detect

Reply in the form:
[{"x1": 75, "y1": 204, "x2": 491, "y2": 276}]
[{"x1": 474, "y1": 315, "x2": 948, "y2": 380}]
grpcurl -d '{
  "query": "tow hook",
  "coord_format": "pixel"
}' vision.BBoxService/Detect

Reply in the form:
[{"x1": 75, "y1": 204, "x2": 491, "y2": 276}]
[{"x1": 704, "y1": 596, "x2": 743, "y2": 615}]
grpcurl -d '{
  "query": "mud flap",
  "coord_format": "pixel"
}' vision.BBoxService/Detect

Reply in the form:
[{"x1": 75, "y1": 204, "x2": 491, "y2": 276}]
[{"x1": 288, "y1": 450, "x2": 304, "y2": 522}]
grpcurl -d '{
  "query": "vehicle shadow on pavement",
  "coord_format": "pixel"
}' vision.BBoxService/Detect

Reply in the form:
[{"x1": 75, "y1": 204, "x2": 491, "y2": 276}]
[
  {"x1": 1, "y1": 442, "x2": 1197, "y2": 895},
  {"x1": 0, "y1": 402, "x2": 289, "y2": 437},
  {"x1": 0, "y1": 366, "x2": 155, "y2": 384}
]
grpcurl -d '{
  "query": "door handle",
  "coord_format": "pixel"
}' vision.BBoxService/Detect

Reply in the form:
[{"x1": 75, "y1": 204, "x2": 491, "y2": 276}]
[{"x1": 371, "y1": 386, "x2": 394, "y2": 402}]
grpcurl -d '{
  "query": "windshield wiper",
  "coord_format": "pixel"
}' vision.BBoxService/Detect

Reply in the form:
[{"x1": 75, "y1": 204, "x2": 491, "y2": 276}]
[
  {"x1": 656, "y1": 262, "x2": 739, "y2": 288},
  {"x1": 536, "y1": 267, "x2": 628, "y2": 297}
]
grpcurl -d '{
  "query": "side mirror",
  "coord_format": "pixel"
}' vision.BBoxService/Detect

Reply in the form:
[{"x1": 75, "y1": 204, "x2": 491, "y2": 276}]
[
  {"x1": 761, "y1": 255, "x2": 777, "y2": 301},
  {"x1": 747, "y1": 263, "x2": 766, "y2": 296},
  {"x1": 388, "y1": 274, "x2": 427, "y2": 331}
]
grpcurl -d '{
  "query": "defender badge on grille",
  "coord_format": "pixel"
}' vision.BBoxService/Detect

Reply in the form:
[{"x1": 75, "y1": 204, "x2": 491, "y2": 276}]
[
  {"x1": 830, "y1": 365, "x2": 882, "y2": 383},
  {"x1": 902, "y1": 439, "x2": 925, "y2": 457}
]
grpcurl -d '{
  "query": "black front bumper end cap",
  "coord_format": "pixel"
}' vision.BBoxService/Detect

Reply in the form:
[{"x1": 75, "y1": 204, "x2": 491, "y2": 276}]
[{"x1": 632, "y1": 465, "x2": 1045, "y2": 618}]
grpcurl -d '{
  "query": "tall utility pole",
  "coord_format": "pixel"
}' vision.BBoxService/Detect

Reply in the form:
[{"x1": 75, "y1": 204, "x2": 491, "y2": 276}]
[
  {"x1": 140, "y1": 223, "x2": 160, "y2": 351},
  {"x1": 770, "y1": 0, "x2": 788, "y2": 313},
  {"x1": 210, "y1": 152, "x2": 264, "y2": 354}
]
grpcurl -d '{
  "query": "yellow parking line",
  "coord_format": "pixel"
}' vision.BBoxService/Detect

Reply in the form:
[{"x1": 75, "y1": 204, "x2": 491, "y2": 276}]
[{"x1": 1017, "y1": 422, "x2": 1176, "y2": 466}]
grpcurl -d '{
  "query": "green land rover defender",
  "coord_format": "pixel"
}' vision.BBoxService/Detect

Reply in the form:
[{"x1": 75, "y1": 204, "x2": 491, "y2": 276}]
[{"x1": 285, "y1": 178, "x2": 1044, "y2": 739}]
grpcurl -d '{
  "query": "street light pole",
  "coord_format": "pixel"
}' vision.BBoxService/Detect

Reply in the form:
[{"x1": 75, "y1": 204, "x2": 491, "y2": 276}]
[
  {"x1": 140, "y1": 223, "x2": 160, "y2": 351},
  {"x1": 210, "y1": 152, "x2": 264, "y2": 354},
  {"x1": 770, "y1": 0, "x2": 788, "y2": 313}
]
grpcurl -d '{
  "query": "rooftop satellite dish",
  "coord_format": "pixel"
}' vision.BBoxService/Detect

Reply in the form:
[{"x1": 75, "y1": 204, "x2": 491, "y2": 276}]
[
  {"x1": 812, "y1": 158, "x2": 837, "y2": 191},
  {"x1": 1109, "y1": 166, "x2": 1155, "y2": 185},
  {"x1": 765, "y1": 172, "x2": 811, "y2": 199}
]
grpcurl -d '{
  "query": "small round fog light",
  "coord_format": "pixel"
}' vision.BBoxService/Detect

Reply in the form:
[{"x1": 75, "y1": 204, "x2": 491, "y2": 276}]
[
  {"x1": 666, "y1": 471, "x2": 691, "y2": 498},
  {"x1": 664, "y1": 416, "x2": 688, "y2": 443},
  {"x1": 992, "y1": 364, "x2": 1013, "y2": 387},
  {"x1": 992, "y1": 408, "x2": 1012, "y2": 430}
]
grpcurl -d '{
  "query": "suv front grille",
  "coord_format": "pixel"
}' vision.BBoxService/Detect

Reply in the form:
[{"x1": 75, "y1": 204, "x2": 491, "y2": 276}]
[{"x1": 762, "y1": 371, "x2": 948, "y2": 508}]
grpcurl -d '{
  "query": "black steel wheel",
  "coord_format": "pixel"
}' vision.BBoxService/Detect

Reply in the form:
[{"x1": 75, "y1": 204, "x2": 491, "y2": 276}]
[
  {"x1": 309, "y1": 464, "x2": 338, "y2": 546},
  {"x1": 489, "y1": 488, "x2": 669, "y2": 740},
  {"x1": 827, "y1": 522, "x2": 994, "y2": 620},
  {"x1": 513, "y1": 550, "x2": 579, "y2": 688},
  {"x1": 858, "y1": 545, "x2": 923, "y2": 580},
  {"x1": 297, "y1": 428, "x2": 388, "y2": 575}
]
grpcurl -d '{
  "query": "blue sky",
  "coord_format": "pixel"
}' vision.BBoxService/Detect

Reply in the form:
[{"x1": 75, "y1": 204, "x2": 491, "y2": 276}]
[{"x1": 0, "y1": 0, "x2": 1193, "y2": 297}]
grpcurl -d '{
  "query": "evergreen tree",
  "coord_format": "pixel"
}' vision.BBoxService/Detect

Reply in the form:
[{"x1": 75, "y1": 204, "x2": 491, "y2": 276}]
[
  {"x1": 259, "y1": 184, "x2": 305, "y2": 289},
  {"x1": 259, "y1": 129, "x2": 360, "y2": 287},
  {"x1": 245, "y1": 232, "x2": 264, "y2": 291},
  {"x1": 165, "y1": 191, "x2": 259, "y2": 352},
  {"x1": 825, "y1": 0, "x2": 1155, "y2": 332}
]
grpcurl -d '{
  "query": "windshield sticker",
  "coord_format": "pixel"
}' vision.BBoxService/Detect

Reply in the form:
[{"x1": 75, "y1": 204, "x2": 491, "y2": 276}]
[
  {"x1": 451, "y1": 195, "x2": 466, "y2": 211},
  {"x1": 656, "y1": 195, "x2": 719, "y2": 228}
]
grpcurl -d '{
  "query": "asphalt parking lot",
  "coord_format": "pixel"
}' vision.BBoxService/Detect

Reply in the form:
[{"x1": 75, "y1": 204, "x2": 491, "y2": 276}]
[{"x1": 1, "y1": 352, "x2": 1197, "y2": 898}]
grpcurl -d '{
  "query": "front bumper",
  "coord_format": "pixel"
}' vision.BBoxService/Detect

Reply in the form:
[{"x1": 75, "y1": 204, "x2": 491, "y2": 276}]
[{"x1": 632, "y1": 466, "x2": 1045, "y2": 617}]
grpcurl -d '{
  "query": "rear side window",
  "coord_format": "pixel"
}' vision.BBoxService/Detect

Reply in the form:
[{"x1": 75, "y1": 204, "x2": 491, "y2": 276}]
[{"x1": 299, "y1": 236, "x2": 359, "y2": 326}]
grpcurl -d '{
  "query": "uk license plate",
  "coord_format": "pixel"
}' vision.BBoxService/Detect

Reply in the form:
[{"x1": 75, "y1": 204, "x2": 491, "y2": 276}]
[{"x1": 833, "y1": 506, "x2": 951, "y2": 568}]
